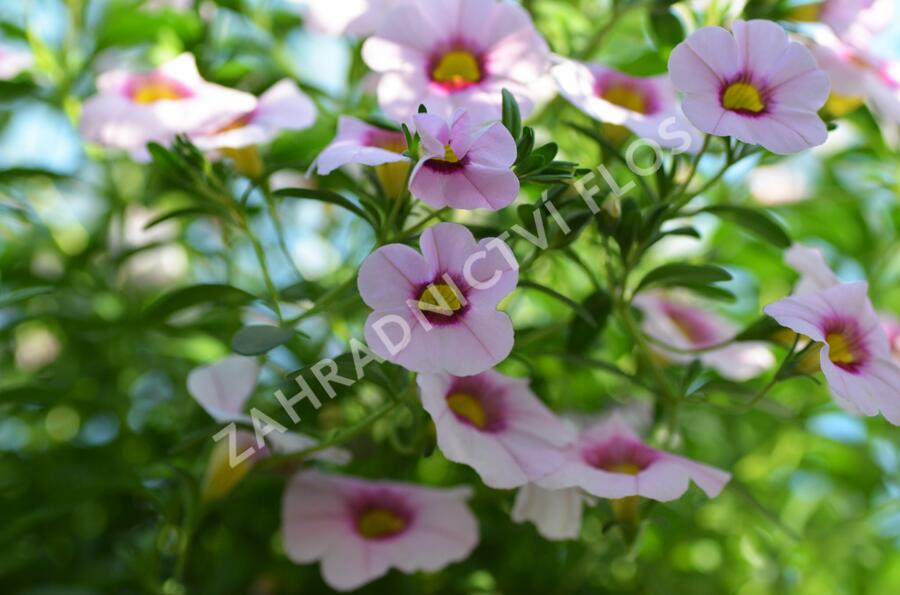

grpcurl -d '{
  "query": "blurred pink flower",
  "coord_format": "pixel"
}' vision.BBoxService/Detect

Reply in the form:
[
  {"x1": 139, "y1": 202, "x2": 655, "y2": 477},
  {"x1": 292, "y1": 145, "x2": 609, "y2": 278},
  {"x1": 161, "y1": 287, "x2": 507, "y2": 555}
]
[
  {"x1": 0, "y1": 45, "x2": 32, "y2": 80},
  {"x1": 633, "y1": 292, "x2": 774, "y2": 381},
  {"x1": 784, "y1": 243, "x2": 841, "y2": 295},
  {"x1": 311, "y1": 116, "x2": 409, "y2": 174},
  {"x1": 553, "y1": 59, "x2": 702, "y2": 150},
  {"x1": 80, "y1": 53, "x2": 256, "y2": 160},
  {"x1": 417, "y1": 369, "x2": 574, "y2": 488},
  {"x1": 881, "y1": 315, "x2": 900, "y2": 365},
  {"x1": 192, "y1": 79, "x2": 316, "y2": 150},
  {"x1": 358, "y1": 222, "x2": 518, "y2": 376},
  {"x1": 511, "y1": 484, "x2": 592, "y2": 540},
  {"x1": 301, "y1": 0, "x2": 410, "y2": 37},
  {"x1": 361, "y1": 0, "x2": 551, "y2": 122},
  {"x1": 765, "y1": 282, "x2": 900, "y2": 425},
  {"x1": 409, "y1": 110, "x2": 519, "y2": 210},
  {"x1": 819, "y1": 0, "x2": 894, "y2": 46},
  {"x1": 537, "y1": 414, "x2": 731, "y2": 501},
  {"x1": 282, "y1": 470, "x2": 478, "y2": 591},
  {"x1": 669, "y1": 19, "x2": 830, "y2": 154}
]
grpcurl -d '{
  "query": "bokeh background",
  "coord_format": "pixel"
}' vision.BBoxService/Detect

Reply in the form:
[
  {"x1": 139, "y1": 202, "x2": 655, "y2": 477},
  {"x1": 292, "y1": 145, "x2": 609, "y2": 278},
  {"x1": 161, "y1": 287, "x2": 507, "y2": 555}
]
[{"x1": 1, "y1": 1, "x2": 899, "y2": 594}]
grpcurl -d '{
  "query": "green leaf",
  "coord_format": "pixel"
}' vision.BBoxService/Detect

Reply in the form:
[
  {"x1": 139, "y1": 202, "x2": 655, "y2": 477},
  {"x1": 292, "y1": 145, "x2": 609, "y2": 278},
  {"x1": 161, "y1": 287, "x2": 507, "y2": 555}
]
[
  {"x1": 702, "y1": 205, "x2": 791, "y2": 248},
  {"x1": 143, "y1": 206, "x2": 227, "y2": 230},
  {"x1": 0, "y1": 287, "x2": 54, "y2": 308},
  {"x1": 567, "y1": 289, "x2": 613, "y2": 353},
  {"x1": 637, "y1": 264, "x2": 733, "y2": 292},
  {"x1": 648, "y1": 9, "x2": 684, "y2": 48},
  {"x1": 274, "y1": 188, "x2": 376, "y2": 228},
  {"x1": 144, "y1": 284, "x2": 255, "y2": 319},
  {"x1": 519, "y1": 280, "x2": 596, "y2": 326},
  {"x1": 735, "y1": 316, "x2": 786, "y2": 342},
  {"x1": 501, "y1": 89, "x2": 522, "y2": 140},
  {"x1": 231, "y1": 326, "x2": 296, "y2": 355}
]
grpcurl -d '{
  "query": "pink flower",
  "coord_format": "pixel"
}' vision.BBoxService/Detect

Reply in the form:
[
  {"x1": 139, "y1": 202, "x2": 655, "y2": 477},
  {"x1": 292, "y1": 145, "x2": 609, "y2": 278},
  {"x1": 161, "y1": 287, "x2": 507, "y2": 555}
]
[
  {"x1": 819, "y1": 0, "x2": 894, "y2": 46},
  {"x1": 192, "y1": 79, "x2": 316, "y2": 151},
  {"x1": 633, "y1": 292, "x2": 774, "y2": 382},
  {"x1": 361, "y1": 0, "x2": 551, "y2": 123},
  {"x1": 668, "y1": 19, "x2": 830, "y2": 154},
  {"x1": 301, "y1": 0, "x2": 411, "y2": 37},
  {"x1": 409, "y1": 110, "x2": 519, "y2": 210},
  {"x1": 311, "y1": 116, "x2": 409, "y2": 174},
  {"x1": 553, "y1": 59, "x2": 702, "y2": 150},
  {"x1": 187, "y1": 355, "x2": 351, "y2": 463},
  {"x1": 282, "y1": 470, "x2": 478, "y2": 591},
  {"x1": 784, "y1": 242, "x2": 841, "y2": 295},
  {"x1": 511, "y1": 485, "x2": 592, "y2": 540},
  {"x1": 80, "y1": 53, "x2": 257, "y2": 161},
  {"x1": 0, "y1": 45, "x2": 32, "y2": 80},
  {"x1": 808, "y1": 32, "x2": 900, "y2": 124},
  {"x1": 537, "y1": 414, "x2": 731, "y2": 501},
  {"x1": 764, "y1": 282, "x2": 900, "y2": 425},
  {"x1": 881, "y1": 315, "x2": 900, "y2": 365},
  {"x1": 417, "y1": 369, "x2": 574, "y2": 488},
  {"x1": 358, "y1": 222, "x2": 518, "y2": 376}
]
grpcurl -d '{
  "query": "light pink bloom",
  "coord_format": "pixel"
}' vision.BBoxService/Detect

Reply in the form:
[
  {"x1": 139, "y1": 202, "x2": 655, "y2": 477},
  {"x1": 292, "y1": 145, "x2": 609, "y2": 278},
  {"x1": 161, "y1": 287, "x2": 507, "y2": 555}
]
[
  {"x1": 359, "y1": 222, "x2": 518, "y2": 376},
  {"x1": 668, "y1": 19, "x2": 830, "y2": 154},
  {"x1": 633, "y1": 292, "x2": 774, "y2": 382},
  {"x1": 0, "y1": 45, "x2": 32, "y2": 80},
  {"x1": 511, "y1": 485, "x2": 592, "y2": 540},
  {"x1": 784, "y1": 242, "x2": 841, "y2": 295},
  {"x1": 282, "y1": 470, "x2": 478, "y2": 591},
  {"x1": 765, "y1": 282, "x2": 900, "y2": 425},
  {"x1": 808, "y1": 32, "x2": 900, "y2": 124},
  {"x1": 310, "y1": 116, "x2": 409, "y2": 175},
  {"x1": 417, "y1": 369, "x2": 574, "y2": 488},
  {"x1": 819, "y1": 0, "x2": 894, "y2": 46},
  {"x1": 881, "y1": 315, "x2": 900, "y2": 365},
  {"x1": 301, "y1": 0, "x2": 411, "y2": 37},
  {"x1": 192, "y1": 79, "x2": 316, "y2": 150},
  {"x1": 537, "y1": 414, "x2": 731, "y2": 501},
  {"x1": 187, "y1": 355, "x2": 351, "y2": 463},
  {"x1": 361, "y1": 0, "x2": 551, "y2": 123},
  {"x1": 553, "y1": 59, "x2": 702, "y2": 151},
  {"x1": 80, "y1": 53, "x2": 257, "y2": 161},
  {"x1": 409, "y1": 110, "x2": 519, "y2": 210}
]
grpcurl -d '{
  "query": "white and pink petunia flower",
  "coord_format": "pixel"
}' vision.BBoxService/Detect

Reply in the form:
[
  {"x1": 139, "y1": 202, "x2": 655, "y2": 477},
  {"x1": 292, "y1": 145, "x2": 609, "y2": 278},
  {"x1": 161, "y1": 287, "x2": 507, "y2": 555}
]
[
  {"x1": 818, "y1": 0, "x2": 895, "y2": 46},
  {"x1": 282, "y1": 470, "x2": 479, "y2": 591},
  {"x1": 537, "y1": 414, "x2": 731, "y2": 501},
  {"x1": 765, "y1": 282, "x2": 900, "y2": 425},
  {"x1": 358, "y1": 222, "x2": 518, "y2": 376},
  {"x1": 361, "y1": 0, "x2": 551, "y2": 123},
  {"x1": 668, "y1": 19, "x2": 830, "y2": 154},
  {"x1": 192, "y1": 79, "x2": 316, "y2": 151},
  {"x1": 552, "y1": 59, "x2": 703, "y2": 150},
  {"x1": 409, "y1": 110, "x2": 519, "y2": 210},
  {"x1": 808, "y1": 31, "x2": 900, "y2": 124},
  {"x1": 417, "y1": 369, "x2": 574, "y2": 488},
  {"x1": 881, "y1": 315, "x2": 900, "y2": 365},
  {"x1": 300, "y1": 0, "x2": 411, "y2": 37},
  {"x1": 80, "y1": 53, "x2": 257, "y2": 161},
  {"x1": 633, "y1": 292, "x2": 775, "y2": 382},
  {"x1": 784, "y1": 242, "x2": 841, "y2": 295},
  {"x1": 0, "y1": 44, "x2": 32, "y2": 80},
  {"x1": 511, "y1": 484, "x2": 592, "y2": 540},
  {"x1": 186, "y1": 355, "x2": 351, "y2": 463},
  {"x1": 312, "y1": 116, "x2": 409, "y2": 174}
]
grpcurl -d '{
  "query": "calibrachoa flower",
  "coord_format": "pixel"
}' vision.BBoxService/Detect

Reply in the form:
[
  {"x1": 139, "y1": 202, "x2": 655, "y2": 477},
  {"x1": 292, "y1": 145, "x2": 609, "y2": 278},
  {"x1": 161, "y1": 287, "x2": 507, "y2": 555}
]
[
  {"x1": 409, "y1": 110, "x2": 519, "y2": 210},
  {"x1": 552, "y1": 59, "x2": 702, "y2": 150},
  {"x1": 818, "y1": 0, "x2": 894, "y2": 45},
  {"x1": 80, "y1": 53, "x2": 257, "y2": 161},
  {"x1": 359, "y1": 222, "x2": 518, "y2": 376},
  {"x1": 633, "y1": 292, "x2": 775, "y2": 382},
  {"x1": 881, "y1": 315, "x2": 900, "y2": 365},
  {"x1": 0, "y1": 45, "x2": 32, "y2": 80},
  {"x1": 784, "y1": 242, "x2": 841, "y2": 295},
  {"x1": 511, "y1": 485, "x2": 592, "y2": 540},
  {"x1": 537, "y1": 414, "x2": 731, "y2": 501},
  {"x1": 417, "y1": 369, "x2": 574, "y2": 488},
  {"x1": 361, "y1": 0, "x2": 551, "y2": 122},
  {"x1": 310, "y1": 116, "x2": 411, "y2": 197},
  {"x1": 765, "y1": 283, "x2": 900, "y2": 425},
  {"x1": 301, "y1": 0, "x2": 410, "y2": 37},
  {"x1": 282, "y1": 470, "x2": 478, "y2": 591},
  {"x1": 187, "y1": 355, "x2": 351, "y2": 463},
  {"x1": 668, "y1": 19, "x2": 830, "y2": 154}
]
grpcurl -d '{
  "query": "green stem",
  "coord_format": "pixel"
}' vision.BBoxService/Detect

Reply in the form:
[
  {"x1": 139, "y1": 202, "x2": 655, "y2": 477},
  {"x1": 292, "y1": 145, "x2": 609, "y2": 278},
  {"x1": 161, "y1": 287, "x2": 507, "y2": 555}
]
[
  {"x1": 240, "y1": 216, "x2": 283, "y2": 323},
  {"x1": 262, "y1": 179, "x2": 305, "y2": 281}
]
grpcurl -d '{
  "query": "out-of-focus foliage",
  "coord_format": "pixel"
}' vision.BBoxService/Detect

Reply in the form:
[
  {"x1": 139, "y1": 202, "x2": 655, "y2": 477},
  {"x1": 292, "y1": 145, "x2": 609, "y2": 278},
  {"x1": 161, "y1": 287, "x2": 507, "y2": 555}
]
[{"x1": 0, "y1": 1, "x2": 899, "y2": 594}]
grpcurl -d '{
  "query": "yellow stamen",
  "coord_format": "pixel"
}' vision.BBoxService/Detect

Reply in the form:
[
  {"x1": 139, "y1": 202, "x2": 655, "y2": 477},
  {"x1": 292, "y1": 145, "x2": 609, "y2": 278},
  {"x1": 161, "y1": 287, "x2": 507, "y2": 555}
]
[
  {"x1": 418, "y1": 283, "x2": 462, "y2": 313},
  {"x1": 602, "y1": 85, "x2": 648, "y2": 114},
  {"x1": 826, "y1": 332, "x2": 857, "y2": 365},
  {"x1": 722, "y1": 82, "x2": 765, "y2": 113},
  {"x1": 603, "y1": 462, "x2": 642, "y2": 475},
  {"x1": 132, "y1": 80, "x2": 184, "y2": 104},
  {"x1": 441, "y1": 144, "x2": 460, "y2": 163},
  {"x1": 357, "y1": 508, "x2": 406, "y2": 539},
  {"x1": 432, "y1": 50, "x2": 481, "y2": 86},
  {"x1": 447, "y1": 392, "x2": 487, "y2": 429}
]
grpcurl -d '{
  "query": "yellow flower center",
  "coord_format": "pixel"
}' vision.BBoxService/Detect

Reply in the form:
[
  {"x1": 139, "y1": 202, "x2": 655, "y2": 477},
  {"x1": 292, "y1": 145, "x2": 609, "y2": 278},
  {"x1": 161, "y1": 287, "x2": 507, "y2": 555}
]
[
  {"x1": 601, "y1": 84, "x2": 648, "y2": 114},
  {"x1": 356, "y1": 508, "x2": 406, "y2": 539},
  {"x1": 132, "y1": 79, "x2": 185, "y2": 104},
  {"x1": 722, "y1": 82, "x2": 766, "y2": 113},
  {"x1": 418, "y1": 283, "x2": 462, "y2": 314},
  {"x1": 603, "y1": 462, "x2": 643, "y2": 475},
  {"x1": 826, "y1": 331, "x2": 857, "y2": 365},
  {"x1": 432, "y1": 50, "x2": 482, "y2": 87},
  {"x1": 446, "y1": 392, "x2": 487, "y2": 429},
  {"x1": 441, "y1": 144, "x2": 460, "y2": 163}
]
